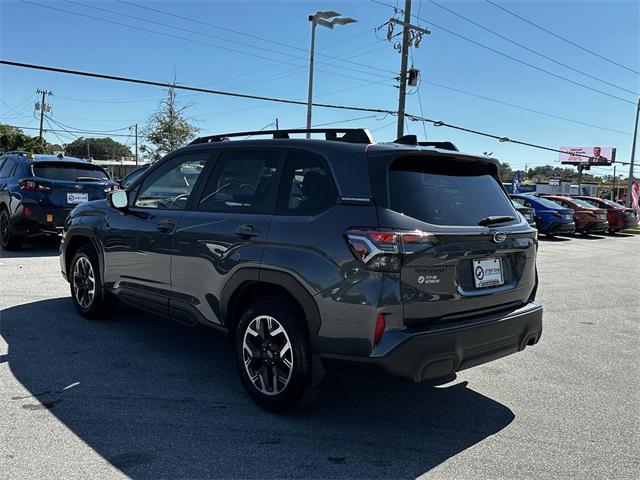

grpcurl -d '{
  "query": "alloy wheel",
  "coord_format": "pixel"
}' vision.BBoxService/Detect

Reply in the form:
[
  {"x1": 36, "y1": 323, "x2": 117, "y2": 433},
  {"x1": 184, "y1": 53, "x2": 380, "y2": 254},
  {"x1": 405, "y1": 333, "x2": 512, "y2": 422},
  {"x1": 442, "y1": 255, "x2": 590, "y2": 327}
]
[
  {"x1": 73, "y1": 256, "x2": 96, "y2": 309},
  {"x1": 242, "y1": 315, "x2": 294, "y2": 396}
]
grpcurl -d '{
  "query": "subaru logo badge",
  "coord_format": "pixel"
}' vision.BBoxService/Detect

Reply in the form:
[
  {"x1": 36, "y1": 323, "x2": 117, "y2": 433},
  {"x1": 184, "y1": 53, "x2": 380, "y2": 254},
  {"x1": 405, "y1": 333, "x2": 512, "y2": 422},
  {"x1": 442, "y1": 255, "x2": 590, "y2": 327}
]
[
  {"x1": 493, "y1": 232, "x2": 507, "y2": 243},
  {"x1": 74, "y1": 184, "x2": 83, "y2": 190}
]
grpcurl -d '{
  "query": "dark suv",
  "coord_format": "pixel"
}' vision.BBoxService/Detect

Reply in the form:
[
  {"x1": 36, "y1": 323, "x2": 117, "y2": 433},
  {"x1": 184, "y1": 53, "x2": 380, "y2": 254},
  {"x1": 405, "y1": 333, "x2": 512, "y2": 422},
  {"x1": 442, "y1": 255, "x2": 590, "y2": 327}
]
[
  {"x1": 59, "y1": 129, "x2": 543, "y2": 411},
  {"x1": 0, "y1": 152, "x2": 115, "y2": 249}
]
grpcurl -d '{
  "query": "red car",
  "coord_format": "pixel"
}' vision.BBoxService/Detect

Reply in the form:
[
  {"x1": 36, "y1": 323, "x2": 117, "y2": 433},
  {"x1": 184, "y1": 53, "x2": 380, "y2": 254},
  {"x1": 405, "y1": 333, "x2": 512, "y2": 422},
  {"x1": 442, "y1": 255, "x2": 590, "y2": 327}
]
[
  {"x1": 543, "y1": 195, "x2": 609, "y2": 234},
  {"x1": 575, "y1": 196, "x2": 639, "y2": 233}
]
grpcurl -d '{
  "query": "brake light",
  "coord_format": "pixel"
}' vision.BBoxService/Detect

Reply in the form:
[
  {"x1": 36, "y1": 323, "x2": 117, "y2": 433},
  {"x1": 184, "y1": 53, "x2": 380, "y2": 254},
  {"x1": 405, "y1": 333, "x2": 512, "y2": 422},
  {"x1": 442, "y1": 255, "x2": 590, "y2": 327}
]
[
  {"x1": 345, "y1": 229, "x2": 434, "y2": 272},
  {"x1": 19, "y1": 179, "x2": 50, "y2": 192},
  {"x1": 23, "y1": 207, "x2": 32, "y2": 217},
  {"x1": 374, "y1": 313, "x2": 385, "y2": 345}
]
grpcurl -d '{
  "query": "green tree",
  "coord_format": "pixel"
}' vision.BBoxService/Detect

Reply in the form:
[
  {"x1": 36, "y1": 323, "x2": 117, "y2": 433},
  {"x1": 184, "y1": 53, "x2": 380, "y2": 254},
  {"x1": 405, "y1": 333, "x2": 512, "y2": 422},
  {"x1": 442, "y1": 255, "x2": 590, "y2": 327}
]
[
  {"x1": 64, "y1": 137, "x2": 132, "y2": 160},
  {"x1": 0, "y1": 124, "x2": 64, "y2": 154},
  {"x1": 496, "y1": 161, "x2": 514, "y2": 183},
  {"x1": 141, "y1": 84, "x2": 198, "y2": 161}
]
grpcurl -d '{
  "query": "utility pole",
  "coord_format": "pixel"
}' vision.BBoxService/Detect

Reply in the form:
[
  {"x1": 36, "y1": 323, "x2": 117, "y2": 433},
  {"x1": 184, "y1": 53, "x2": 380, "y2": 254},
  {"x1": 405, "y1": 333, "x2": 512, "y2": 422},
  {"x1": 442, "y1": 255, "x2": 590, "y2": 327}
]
[
  {"x1": 396, "y1": 0, "x2": 412, "y2": 139},
  {"x1": 626, "y1": 97, "x2": 640, "y2": 207},
  {"x1": 389, "y1": 2, "x2": 430, "y2": 138},
  {"x1": 275, "y1": 118, "x2": 279, "y2": 130},
  {"x1": 35, "y1": 89, "x2": 52, "y2": 152},
  {"x1": 86, "y1": 139, "x2": 90, "y2": 161},
  {"x1": 134, "y1": 123, "x2": 138, "y2": 165}
]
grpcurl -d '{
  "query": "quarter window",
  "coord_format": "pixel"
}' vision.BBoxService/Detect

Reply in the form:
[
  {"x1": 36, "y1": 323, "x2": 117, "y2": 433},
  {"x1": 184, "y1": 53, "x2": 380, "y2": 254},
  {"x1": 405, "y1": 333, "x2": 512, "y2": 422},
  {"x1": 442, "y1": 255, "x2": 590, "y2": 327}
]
[
  {"x1": 198, "y1": 149, "x2": 282, "y2": 214},
  {"x1": 0, "y1": 159, "x2": 14, "y2": 177},
  {"x1": 134, "y1": 153, "x2": 209, "y2": 210},
  {"x1": 277, "y1": 151, "x2": 337, "y2": 215}
]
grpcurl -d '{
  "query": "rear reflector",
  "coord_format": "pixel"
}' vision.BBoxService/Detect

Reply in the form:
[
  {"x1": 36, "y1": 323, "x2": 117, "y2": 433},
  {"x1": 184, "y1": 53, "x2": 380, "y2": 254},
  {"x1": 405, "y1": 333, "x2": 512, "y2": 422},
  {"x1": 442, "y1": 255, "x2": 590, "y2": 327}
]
[
  {"x1": 374, "y1": 313, "x2": 385, "y2": 345},
  {"x1": 23, "y1": 207, "x2": 32, "y2": 217}
]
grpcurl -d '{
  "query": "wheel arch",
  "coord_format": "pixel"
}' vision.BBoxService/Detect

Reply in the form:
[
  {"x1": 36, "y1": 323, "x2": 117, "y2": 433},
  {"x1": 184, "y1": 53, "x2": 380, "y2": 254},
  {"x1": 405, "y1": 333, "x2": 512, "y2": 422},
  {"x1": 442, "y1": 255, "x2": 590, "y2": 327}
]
[
  {"x1": 221, "y1": 268, "x2": 321, "y2": 351},
  {"x1": 63, "y1": 229, "x2": 104, "y2": 283}
]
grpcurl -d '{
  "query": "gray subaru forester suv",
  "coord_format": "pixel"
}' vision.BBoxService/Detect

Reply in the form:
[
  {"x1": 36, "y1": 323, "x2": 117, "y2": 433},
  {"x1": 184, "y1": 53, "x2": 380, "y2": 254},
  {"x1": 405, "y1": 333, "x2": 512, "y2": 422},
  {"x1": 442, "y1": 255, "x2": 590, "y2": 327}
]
[{"x1": 60, "y1": 128, "x2": 542, "y2": 411}]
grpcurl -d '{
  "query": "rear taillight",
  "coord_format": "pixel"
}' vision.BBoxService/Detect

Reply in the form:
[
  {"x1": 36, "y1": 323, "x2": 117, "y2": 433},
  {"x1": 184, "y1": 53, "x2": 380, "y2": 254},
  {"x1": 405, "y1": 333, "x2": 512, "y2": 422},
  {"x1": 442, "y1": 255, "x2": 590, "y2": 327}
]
[
  {"x1": 19, "y1": 179, "x2": 50, "y2": 192},
  {"x1": 374, "y1": 313, "x2": 385, "y2": 345},
  {"x1": 104, "y1": 182, "x2": 116, "y2": 193},
  {"x1": 345, "y1": 229, "x2": 434, "y2": 272}
]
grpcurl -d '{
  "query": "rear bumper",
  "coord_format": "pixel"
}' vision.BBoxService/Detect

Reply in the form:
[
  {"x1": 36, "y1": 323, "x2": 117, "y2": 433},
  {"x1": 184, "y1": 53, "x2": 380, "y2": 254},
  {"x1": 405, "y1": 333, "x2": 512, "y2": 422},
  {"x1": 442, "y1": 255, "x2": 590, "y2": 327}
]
[
  {"x1": 13, "y1": 204, "x2": 72, "y2": 236},
  {"x1": 321, "y1": 302, "x2": 543, "y2": 382},
  {"x1": 544, "y1": 221, "x2": 575, "y2": 234},
  {"x1": 583, "y1": 221, "x2": 608, "y2": 233}
]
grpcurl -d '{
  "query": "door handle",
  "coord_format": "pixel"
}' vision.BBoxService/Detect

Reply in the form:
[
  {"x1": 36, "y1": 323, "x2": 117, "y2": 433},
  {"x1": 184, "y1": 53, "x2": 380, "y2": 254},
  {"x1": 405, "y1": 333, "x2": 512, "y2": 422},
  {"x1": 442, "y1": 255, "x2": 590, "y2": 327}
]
[
  {"x1": 156, "y1": 219, "x2": 176, "y2": 234},
  {"x1": 235, "y1": 224, "x2": 259, "y2": 238}
]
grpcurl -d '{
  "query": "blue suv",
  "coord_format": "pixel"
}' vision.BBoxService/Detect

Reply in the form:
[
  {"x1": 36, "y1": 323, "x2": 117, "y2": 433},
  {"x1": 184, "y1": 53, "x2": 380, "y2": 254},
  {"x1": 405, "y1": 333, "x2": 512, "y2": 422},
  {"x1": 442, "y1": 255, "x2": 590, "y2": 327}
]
[
  {"x1": 510, "y1": 194, "x2": 575, "y2": 236},
  {"x1": 0, "y1": 152, "x2": 115, "y2": 249}
]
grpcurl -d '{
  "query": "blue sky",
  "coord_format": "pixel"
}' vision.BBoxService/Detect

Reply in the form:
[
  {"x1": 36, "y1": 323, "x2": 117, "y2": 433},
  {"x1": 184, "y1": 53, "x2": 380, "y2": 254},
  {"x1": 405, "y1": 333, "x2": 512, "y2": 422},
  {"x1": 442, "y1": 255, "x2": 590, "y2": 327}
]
[{"x1": 1, "y1": 0, "x2": 638, "y2": 176}]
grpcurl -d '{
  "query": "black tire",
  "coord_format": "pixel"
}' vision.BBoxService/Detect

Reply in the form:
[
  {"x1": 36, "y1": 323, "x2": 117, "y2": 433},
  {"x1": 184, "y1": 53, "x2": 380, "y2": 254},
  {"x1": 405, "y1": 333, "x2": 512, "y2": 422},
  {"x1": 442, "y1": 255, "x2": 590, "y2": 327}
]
[
  {"x1": 0, "y1": 208, "x2": 23, "y2": 250},
  {"x1": 235, "y1": 297, "x2": 320, "y2": 412},
  {"x1": 69, "y1": 245, "x2": 110, "y2": 318}
]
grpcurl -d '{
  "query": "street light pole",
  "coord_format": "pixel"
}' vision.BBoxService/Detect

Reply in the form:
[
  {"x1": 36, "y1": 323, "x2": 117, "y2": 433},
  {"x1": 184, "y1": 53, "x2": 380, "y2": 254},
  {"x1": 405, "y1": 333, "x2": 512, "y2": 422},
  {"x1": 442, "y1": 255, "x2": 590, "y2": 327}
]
[
  {"x1": 305, "y1": 11, "x2": 356, "y2": 138},
  {"x1": 306, "y1": 15, "x2": 317, "y2": 138}
]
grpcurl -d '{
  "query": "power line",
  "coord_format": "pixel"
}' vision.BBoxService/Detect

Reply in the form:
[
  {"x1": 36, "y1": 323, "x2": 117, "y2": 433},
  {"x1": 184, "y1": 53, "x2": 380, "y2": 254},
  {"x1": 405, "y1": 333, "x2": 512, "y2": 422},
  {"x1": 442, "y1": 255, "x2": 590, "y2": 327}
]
[
  {"x1": 115, "y1": 0, "x2": 397, "y2": 76},
  {"x1": 63, "y1": 0, "x2": 394, "y2": 79},
  {"x1": 484, "y1": 0, "x2": 640, "y2": 76},
  {"x1": 370, "y1": 0, "x2": 637, "y2": 105},
  {"x1": 1, "y1": 59, "x2": 602, "y2": 159},
  {"x1": 420, "y1": 79, "x2": 632, "y2": 135},
  {"x1": 14, "y1": 123, "x2": 136, "y2": 138},
  {"x1": 19, "y1": 0, "x2": 392, "y2": 87},
  {"x1": 427, "y1": 0, "x2": 638, "y2": 96}
]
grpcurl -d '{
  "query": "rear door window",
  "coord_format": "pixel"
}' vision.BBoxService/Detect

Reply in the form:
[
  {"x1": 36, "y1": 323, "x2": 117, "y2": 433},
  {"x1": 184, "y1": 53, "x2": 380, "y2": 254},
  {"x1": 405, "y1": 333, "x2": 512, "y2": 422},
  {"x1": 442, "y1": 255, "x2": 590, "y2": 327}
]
[
  {"x1": 198, "y1": 149, "x2": 282, "y2": 214},
  {"x1": 387, "y1": 156, "x2": 516, "y2": 226},
  {"x1": 33, "y1": 162, "x2": 109, "y2": 181}
]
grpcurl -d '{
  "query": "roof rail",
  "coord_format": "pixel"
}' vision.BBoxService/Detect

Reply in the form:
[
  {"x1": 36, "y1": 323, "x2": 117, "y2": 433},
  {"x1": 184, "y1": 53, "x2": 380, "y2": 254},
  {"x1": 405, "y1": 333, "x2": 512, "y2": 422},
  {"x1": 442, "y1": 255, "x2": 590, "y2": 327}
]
[
  {"x1": 418, "y1": 141, "x2": 459, "y2": 151},
  {"x1": 190, "y1": 128, "x2": 375, "y2": 145},
  {"x1": 1, "y1": 150, "x2": 29, "y2": 156}
]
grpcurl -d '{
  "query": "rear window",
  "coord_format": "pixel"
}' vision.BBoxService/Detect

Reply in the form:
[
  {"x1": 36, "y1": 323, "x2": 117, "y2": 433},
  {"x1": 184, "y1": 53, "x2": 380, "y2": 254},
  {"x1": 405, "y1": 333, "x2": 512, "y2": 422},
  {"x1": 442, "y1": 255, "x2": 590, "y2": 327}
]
[
  {"x1": 572, "y1": 198, "x2": 598, "y2": 209},
  {"x1": 536, "y1": 197, "x2": 565, "y2": 209},
  {"x1": 32, "y1": 162, "x2": 108, "y2": 182},
  {"x1": 387, "y1": 156, "x2": 517, "y2": 226}
]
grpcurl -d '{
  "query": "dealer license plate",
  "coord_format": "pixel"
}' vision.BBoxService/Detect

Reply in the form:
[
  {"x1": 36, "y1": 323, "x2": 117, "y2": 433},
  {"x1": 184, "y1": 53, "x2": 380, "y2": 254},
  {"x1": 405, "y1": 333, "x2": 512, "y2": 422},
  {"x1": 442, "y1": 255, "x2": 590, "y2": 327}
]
[
  {"x1": 472, "y1": 257, "x2": 504, "y2": 288},
  {"x1": 67, "y1": 192, "x2": 89, "y2": 204}
]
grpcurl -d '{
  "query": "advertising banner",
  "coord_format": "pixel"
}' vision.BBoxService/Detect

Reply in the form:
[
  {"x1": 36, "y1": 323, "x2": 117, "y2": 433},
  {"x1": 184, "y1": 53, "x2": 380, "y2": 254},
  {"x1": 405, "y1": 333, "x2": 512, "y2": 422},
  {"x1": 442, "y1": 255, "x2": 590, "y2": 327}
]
[{"x1": 559, "y1": 146, "x2": 615, "y2": 165}]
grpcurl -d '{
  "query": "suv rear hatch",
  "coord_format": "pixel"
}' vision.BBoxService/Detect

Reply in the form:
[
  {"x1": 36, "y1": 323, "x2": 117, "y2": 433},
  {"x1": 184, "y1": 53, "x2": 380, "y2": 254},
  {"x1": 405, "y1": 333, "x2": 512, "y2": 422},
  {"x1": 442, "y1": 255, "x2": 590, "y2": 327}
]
[
  {"x1": 368, "y1": 150, "x2": 537, "y2": 327},
  {"x1": 30, "y1": 161, "x2": 114, "y2": 208}
]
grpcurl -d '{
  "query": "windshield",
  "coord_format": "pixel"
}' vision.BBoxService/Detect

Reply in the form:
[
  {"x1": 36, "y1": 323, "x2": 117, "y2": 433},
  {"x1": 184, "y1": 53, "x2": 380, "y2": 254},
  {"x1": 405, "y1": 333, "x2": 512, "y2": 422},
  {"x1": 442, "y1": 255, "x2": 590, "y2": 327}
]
[
  {"x1": 571, "y1": 198, "x2": 598, "y2": 209},
  {"x1": 388, "y1": 156, "x2": 517, "y2": 226},
  {"x1": 33, "y1": 162, "x2": 108, "y2": 181},
  {"x1": 597, "y1": 198, "x2": 624, "y2": 208}
]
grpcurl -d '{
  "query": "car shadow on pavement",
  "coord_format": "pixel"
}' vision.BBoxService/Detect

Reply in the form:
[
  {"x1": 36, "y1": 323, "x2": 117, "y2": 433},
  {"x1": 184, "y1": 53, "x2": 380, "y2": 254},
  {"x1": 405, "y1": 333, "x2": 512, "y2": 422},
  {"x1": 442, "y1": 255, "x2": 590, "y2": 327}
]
[
  {"x1": 1, "y1": 298, "x2": 515, "y2": 479},
  {"x1": 539, "y1": 235, "x2": 571, "y2": 242},
  {"x1": 0, "y1": 238, "x2": 60, "y2": 259}
]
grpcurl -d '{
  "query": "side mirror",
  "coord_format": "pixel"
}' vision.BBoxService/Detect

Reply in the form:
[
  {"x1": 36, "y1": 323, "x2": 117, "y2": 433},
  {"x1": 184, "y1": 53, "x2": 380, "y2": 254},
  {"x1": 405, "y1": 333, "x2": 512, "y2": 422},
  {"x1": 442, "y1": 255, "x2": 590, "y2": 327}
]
[{"x1": 108, "y1": 190, "x2": 129, "y2": 210}]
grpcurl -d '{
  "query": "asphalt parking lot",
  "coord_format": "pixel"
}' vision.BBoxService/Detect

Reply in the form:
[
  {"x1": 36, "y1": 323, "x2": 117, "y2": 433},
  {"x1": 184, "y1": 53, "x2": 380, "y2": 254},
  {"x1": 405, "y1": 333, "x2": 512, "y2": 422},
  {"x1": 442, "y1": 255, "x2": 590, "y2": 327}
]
[{"x1": 1, "y1": 232, "x2": 639, "y2": 480}]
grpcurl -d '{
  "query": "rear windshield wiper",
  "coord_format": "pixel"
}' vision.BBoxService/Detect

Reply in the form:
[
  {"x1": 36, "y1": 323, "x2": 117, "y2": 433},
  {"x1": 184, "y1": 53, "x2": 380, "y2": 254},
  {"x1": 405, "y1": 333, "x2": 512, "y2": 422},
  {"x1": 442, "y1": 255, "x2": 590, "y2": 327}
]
[
  {"x1": 478, "y1": 215, "x2": 516, "y2": 227},
  {"x1": 75, "y1": 176, "x2": 106, "y2": 182}
]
